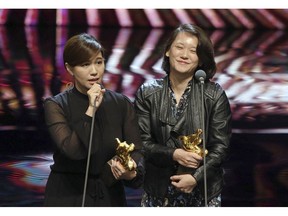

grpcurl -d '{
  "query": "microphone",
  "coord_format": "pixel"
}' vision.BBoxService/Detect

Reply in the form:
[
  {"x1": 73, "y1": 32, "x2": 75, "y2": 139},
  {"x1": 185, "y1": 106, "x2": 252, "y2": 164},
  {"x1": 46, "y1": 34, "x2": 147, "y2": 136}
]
[
  {"x1": 195, "y1": 69, "x2": 208, "y2": 206},
  {"x1": 82, "y1": 82, "x2": 104, "y2": 207},
  {"x1": 195, "y1": 70, "x2": 206, "y2": 83},
  {"x1": 98, "y1": 83, "x2": 105, "y2": 90}
]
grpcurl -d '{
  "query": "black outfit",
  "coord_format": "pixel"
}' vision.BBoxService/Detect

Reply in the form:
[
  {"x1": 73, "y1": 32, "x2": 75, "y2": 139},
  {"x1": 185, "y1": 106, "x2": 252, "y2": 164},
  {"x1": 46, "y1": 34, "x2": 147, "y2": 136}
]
[
  {"x1": 43, "y1": 86, "x2": 144, "y2": 207},
  {"x1": 134, "y1": 76, "x2": 232, "y2": 205}
]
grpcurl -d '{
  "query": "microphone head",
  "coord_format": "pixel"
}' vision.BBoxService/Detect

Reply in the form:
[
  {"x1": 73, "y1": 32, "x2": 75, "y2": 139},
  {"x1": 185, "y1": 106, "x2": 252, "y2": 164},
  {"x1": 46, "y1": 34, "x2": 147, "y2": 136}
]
[{"x1": 195, "y1": 70, "x2": 206, "y2": 82}]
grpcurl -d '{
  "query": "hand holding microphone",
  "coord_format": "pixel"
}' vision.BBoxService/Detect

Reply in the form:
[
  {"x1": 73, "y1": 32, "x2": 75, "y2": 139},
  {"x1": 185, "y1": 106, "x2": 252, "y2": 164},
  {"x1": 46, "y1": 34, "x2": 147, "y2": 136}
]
[
  {"x1": 87, "y1": 83, "x2": 106, "y2": 107},
  {"x1": 86, "y1": 83, "x2": 106, "y2": 117}
]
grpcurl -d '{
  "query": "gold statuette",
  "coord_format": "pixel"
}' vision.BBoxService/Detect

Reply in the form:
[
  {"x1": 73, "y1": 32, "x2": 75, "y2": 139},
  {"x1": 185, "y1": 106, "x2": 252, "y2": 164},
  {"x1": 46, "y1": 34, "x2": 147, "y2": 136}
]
[
  {"x1": 178, "y1": 129, "x2": 208, "y2": 157},
  {"x1": 115, "y1": 138, "x2": 135, "y2": 171}
]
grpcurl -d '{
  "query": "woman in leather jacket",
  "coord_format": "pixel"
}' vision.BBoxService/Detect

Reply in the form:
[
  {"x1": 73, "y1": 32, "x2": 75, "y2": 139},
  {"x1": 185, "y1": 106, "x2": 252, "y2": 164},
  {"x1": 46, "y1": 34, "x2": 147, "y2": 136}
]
[{"x1": 134, "y1": 24, "x2": 232, "y2": 207}]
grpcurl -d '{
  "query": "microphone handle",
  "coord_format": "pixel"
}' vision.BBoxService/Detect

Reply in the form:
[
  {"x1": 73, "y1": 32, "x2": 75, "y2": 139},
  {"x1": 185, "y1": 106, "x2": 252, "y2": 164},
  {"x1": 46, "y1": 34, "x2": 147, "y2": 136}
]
[
  {"x1": 82, "y1": 103, "x2": 97, "y2": 207},
  {"x1": 200, "y1": 81, "x2": 208, "y2": 207}
]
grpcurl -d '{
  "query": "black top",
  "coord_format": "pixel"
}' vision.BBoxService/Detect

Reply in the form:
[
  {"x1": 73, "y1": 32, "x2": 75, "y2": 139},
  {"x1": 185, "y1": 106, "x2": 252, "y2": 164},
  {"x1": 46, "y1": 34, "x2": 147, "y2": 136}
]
[{"x1": 44, "y1": 86, "x2": 144, "y2": 206}]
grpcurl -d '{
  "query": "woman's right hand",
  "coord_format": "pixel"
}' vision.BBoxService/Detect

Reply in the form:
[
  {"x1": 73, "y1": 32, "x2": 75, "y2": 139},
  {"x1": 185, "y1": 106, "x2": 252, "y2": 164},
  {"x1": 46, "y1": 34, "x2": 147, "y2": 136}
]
[
  {"x1": 87, "y1": 83, "x2": 106, "y2": 108},
  {"x1": 173, "y1": 148, "x2": 203, "y2": 168},
  {"x1": 86, "y1": 83, "x2": 106, "y2": 116}
]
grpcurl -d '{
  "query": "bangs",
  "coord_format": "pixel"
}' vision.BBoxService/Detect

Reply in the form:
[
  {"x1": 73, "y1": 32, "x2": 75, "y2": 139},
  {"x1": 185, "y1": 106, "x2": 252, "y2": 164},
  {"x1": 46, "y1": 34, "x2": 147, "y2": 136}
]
[
  {"x1": 63, "y1": 33, "x2": 104, "y2": 67},
  {"x1": 73, "y1": 45, "x2": 101, "y2": 65}
]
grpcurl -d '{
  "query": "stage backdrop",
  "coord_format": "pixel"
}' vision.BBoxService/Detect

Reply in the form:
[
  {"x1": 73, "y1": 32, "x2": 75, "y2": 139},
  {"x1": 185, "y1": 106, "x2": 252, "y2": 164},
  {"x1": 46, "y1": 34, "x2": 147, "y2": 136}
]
[{"x1": 0, "y1": 9, "x2": 288, "y2": 207}]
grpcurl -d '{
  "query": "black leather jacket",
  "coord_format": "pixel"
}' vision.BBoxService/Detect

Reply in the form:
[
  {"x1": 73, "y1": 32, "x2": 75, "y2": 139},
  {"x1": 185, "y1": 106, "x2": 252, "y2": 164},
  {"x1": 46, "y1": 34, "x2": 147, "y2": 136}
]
[{"x1": 134, "y1": 76, "x2": 232, "y2": 201}]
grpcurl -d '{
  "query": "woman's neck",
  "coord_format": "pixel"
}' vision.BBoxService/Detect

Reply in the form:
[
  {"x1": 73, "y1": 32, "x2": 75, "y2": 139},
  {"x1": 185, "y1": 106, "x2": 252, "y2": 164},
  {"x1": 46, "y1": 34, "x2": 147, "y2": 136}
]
[
  {"x1": 169, "y1": 74, "x2": 192, "y2": 93},
  {"x1": 169, "y1": 73, "x2": 192, "y2": 104}
]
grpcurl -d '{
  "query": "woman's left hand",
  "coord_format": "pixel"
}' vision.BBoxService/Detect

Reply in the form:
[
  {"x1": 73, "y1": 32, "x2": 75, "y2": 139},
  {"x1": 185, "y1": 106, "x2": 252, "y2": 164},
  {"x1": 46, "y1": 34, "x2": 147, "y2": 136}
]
[
  {"x1": 170, "y1": 174, "x2": 197, "y2": 193},
  {"x1": 110, "y1": 158, "x2": 137, "y2": 180}
]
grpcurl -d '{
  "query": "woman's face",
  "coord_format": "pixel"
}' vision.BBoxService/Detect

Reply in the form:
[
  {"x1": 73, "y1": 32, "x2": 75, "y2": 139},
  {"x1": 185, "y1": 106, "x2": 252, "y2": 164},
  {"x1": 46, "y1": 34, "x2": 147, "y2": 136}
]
[
  {"x1": 67, "y1": 52, "x2": 105, "y2": 94},
  {"x1": 166, "y1": 32, "x2": 199, "y2": 77}
]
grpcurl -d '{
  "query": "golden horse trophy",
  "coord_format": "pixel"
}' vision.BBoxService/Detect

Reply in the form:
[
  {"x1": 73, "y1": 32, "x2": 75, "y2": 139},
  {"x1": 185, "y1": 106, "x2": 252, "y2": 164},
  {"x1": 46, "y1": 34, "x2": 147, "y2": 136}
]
[
  {"x1": 177, "y1": 129, "x2": 208, "y2": 174},
  {"x1": 115, "y1": 138, "x2": 135, "y2": 171},
  {"x1": 178, "y1": 129, "x2": 208, "y2": 157}
]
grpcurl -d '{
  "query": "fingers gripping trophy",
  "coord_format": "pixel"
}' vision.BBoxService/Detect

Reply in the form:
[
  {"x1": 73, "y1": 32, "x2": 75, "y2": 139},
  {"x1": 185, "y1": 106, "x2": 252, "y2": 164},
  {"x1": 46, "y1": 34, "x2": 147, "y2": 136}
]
[
  {"x1": 177, "y1": 129, "x2": 208, "y2": 174},
  {"x1": 179, "y1": 129, "x2": 208, "y2": 157}
]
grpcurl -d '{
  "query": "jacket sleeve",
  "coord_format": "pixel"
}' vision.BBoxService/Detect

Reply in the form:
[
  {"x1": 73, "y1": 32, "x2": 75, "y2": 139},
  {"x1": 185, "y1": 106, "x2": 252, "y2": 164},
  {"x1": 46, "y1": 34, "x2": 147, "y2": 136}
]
[
  {"x1": 134, "y1": 85, "x2": 176, "y2": 168},
  {"x1": 193, "y1": 86, "x2": 232, "y2": 183}
]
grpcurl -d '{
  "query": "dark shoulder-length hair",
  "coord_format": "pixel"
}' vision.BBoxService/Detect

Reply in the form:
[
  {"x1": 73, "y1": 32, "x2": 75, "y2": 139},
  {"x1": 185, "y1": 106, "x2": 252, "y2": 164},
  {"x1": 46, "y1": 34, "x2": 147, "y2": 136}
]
[
  {"x1": 161, "y1": 23, "x2": 216, "y2": 80},
  {"x1": 63, "y1": 33, "x2": 105, "y2": 67}
]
